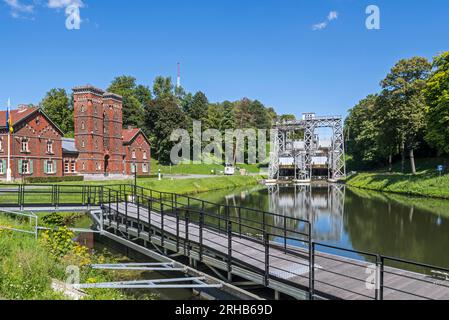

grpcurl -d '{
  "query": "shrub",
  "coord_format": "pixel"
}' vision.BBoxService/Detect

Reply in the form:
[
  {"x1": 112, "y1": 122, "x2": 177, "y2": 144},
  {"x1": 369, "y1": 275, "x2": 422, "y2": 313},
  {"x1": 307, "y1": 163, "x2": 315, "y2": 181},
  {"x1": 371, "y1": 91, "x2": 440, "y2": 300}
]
[
  {"x1": 25, "y1": 176, "x2": 84, "y2": 184},
  {"x1": 42, "y1": 213, "x2": 65, "y2": 227}
]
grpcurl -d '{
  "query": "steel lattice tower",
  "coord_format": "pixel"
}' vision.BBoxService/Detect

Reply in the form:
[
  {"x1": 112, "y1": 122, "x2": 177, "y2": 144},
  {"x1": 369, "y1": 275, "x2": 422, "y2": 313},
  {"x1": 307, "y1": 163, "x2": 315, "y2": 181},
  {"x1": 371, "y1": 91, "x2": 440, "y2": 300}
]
[{"x1": 269, "y1": 114, "x2": 346, "y2": 181}]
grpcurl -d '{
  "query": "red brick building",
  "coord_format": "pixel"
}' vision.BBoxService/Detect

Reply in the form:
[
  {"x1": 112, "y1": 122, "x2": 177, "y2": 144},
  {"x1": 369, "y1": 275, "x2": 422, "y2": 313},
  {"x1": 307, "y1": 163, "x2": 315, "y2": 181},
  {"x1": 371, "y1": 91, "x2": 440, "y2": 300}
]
[
  {"x1": 0, "y1": 85, "x2": 151, "y2": 181},
  {"x1": 122, "y1": 128, "x2": 151, "y2": 176},
  {"x1": 0, "y1": 106, "x2": 64, "y2": 180}
]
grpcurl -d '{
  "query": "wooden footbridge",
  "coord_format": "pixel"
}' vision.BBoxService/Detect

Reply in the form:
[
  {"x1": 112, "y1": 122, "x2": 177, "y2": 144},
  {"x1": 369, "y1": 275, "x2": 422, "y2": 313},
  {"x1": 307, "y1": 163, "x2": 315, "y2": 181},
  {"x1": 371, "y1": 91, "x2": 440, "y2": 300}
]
[{"x1": 1, "y1": 184, "x2": 449, "y2": 300}]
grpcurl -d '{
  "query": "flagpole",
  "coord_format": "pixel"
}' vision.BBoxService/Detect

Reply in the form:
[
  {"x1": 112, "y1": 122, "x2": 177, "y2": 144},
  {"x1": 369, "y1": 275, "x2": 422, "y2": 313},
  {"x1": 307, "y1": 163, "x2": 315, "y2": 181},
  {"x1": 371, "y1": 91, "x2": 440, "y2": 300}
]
[{"x1": 6, "y1": 98, "x2": 12, "y2": 182}]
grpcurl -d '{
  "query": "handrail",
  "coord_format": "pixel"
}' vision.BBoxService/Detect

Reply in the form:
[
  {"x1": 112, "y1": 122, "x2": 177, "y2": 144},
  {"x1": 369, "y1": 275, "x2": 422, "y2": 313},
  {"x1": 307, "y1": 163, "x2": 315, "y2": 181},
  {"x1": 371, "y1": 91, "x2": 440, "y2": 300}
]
[{"x1": 3, "y1": 183, "x2": 449, "y2": 300}]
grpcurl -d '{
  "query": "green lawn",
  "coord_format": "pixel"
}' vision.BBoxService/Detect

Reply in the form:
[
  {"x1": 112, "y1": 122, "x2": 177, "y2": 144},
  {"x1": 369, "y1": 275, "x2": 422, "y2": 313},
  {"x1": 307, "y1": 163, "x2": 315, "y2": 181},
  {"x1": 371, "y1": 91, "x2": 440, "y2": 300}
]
[
  {"x1": 346, "y1": 159, "x2": 449, "y2": 199},
  {"x1": 137, "y1": 175, "x2": 262, "y2": 195},
  {"x1": 0, "y1": 175, "x2": 264, "y2": 205},
  {"x1": 150, "y1": 159, "x2": 264, "y2": 175}
]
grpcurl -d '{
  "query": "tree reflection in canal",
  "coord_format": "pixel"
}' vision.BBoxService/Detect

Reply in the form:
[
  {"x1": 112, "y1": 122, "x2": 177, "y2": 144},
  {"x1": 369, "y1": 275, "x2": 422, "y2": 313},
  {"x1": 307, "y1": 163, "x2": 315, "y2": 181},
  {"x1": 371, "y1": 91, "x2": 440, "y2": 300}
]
[{"x1": 195, "y1": 184, "x2": 449, "y2": 268}]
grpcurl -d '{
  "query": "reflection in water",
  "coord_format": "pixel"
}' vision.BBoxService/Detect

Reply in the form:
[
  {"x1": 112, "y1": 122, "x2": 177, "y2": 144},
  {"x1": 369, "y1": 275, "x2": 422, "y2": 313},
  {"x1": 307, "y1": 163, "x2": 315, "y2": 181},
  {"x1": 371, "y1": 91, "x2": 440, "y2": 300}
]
[
  {"x1": 267, "y1": 184, "x2": 345, "y2": 242},
  {"x1": 195, "y1": 184, "x2": 449, "y2": 268}
]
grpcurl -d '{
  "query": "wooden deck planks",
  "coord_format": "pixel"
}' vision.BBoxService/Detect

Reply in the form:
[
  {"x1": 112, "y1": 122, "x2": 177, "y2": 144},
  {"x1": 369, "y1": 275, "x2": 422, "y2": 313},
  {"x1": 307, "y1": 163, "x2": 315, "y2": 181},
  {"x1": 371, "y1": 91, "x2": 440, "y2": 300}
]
[{"x1": 108, "y1": 202, "x2": 449, "y2": 300}]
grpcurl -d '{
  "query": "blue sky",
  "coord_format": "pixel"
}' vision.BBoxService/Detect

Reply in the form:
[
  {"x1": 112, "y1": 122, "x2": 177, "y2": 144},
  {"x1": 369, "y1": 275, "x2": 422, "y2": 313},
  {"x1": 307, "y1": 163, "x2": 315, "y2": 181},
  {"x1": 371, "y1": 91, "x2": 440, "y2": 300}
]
[{"x1": 1, "y1": 0, "x2": 449, "y2": 118}]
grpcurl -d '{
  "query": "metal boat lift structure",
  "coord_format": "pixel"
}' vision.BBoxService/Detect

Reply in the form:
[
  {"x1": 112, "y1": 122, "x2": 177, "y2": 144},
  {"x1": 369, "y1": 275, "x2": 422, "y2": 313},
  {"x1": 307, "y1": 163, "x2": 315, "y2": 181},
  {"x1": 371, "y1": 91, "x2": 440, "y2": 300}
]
[{"x1": 269, "y1": 113, "x2": 346, "y2": 182}]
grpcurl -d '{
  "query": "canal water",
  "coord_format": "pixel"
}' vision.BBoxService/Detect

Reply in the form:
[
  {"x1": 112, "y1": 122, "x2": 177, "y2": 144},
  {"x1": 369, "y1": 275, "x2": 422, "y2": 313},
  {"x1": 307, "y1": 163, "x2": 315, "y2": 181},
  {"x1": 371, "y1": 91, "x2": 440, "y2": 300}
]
[
  {"x1": 193, "y1": 184, "x2": 449, "y2": 268},
  {"x1": 71, "y1": 218, "x2": 198, "y2": 300}
]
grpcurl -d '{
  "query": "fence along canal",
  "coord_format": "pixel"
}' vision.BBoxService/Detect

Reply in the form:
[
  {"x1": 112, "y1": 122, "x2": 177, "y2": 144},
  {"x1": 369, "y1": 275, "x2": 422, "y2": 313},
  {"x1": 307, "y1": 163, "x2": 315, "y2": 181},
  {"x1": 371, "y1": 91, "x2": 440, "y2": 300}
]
[{"x1": 1, "y1": 183, "x2": 449, "y2": 300}]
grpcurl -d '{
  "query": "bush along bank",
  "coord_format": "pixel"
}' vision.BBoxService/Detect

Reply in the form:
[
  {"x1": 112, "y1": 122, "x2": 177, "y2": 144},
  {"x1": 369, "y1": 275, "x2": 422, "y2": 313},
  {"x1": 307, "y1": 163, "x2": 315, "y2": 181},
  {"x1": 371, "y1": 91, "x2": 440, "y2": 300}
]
[{"x1": 0, "y1": 214, "x2": 156, "y2": 300}]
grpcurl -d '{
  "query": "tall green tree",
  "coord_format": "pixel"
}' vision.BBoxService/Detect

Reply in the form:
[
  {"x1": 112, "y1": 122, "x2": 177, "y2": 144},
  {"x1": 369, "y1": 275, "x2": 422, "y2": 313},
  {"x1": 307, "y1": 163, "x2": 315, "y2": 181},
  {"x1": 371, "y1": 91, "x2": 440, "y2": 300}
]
[
  {"x1": 135, "y1": 84, "x2": 152, "y2": 107},
  {"x1": 220, "y1": 101, "x2": 236, "y2": 132},
  {"x1": 108, "y1": 76, "x2": 145, "y2": 128},
  {"x1": 379, "y1": 57, "x2": 432, "y2": 174},
  {"x1": 187, "y1": 91, "x2": 209, "y2": 121},
  {"x1": 345, "y1": 95, "x2": 383, "y2": 169},
  {"x1": 152, "y1": 76, "x2": 176, "y2": 103},
  {"x1": 145, "y1": 98, "x2": 187, "y2": 163},
  {"x1": 40, "y1": 88, "x2": 73, "y2": 135},
  {"x1": 249, "y1": 100, "x2": 271, "y2": 129},
  {"x1": 424, "y1": 51, "x2": 449, "y2": 155},
  {"x1": 234, "y1": 98, "x2": 253, "y2": 129}
]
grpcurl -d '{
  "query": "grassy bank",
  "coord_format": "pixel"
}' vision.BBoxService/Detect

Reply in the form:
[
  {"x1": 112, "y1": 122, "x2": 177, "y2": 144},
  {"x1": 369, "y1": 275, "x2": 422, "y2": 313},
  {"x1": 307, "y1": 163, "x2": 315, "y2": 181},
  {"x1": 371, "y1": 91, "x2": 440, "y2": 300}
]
[
  {"x1": 345, "y1": 172, "x2": 449, "y2": 199},
  {"x1": 0, "y1": 215, "x2": 155, "y2": 300},
  {"x1": 137, "y1": 175, "x2": 263, "y2": 195},
  {"x1": 348, "y1": 186, "x2": 449, "y2": 218},
  {"x1": 150, "y1": 159, "x2": 263, "y2": 175},
  {"x1": 0, "y1": 175, "x2": 263, "y2": 205}
]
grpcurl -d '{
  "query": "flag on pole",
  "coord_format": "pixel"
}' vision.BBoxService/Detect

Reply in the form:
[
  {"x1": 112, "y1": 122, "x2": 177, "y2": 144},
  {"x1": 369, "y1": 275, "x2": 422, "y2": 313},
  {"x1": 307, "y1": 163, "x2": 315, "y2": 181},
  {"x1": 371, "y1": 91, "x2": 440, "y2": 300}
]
[{"x1": 6, "y1": 98, "x2": 13, "y2": 134}]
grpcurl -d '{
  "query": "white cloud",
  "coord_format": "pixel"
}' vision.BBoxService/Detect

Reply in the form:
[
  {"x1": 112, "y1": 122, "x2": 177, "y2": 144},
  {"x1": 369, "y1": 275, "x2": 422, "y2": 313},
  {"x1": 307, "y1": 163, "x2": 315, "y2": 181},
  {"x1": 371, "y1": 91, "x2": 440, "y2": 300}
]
[
  {"x1": 328, "y1": 11, "x2": 338, "y2": 21},
  {"x1": 312, "y1": 22, "x2": 328, "y2": 31},
  {"x1": 312, "y1": 10, "x2": 339, "y2": 31},
  {"x1": 47, "y1": 0, "x2": 84, "y2": 9},
  {"x1": 3, "y1": 0, "x2": 34, "y2": 18}
]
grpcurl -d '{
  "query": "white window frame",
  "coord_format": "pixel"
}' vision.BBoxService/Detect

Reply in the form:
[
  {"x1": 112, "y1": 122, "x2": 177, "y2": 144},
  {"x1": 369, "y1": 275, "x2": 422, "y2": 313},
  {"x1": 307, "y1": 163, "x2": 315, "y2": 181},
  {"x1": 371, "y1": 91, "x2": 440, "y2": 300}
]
[
  {"x1": 64, "y1": 161, "x2": 70, "y2": 173},
  {"x1": 46, "y1": 161, "x2": 54, "y2": 174},
  {"x1": 0, "y1": 138, "x2": 3, "y2": 152},
  {"x1": 143, "y1": 151, "x2": 147, "y2": 160},
  {"x1": 132, "y1": 149, "x2": 136, "y2": 159},
  {"x1": 47, "y1": 140, "x2": 53, "y2": 154},
  {"x1": 142, "y1": 163, "x2": 148, "y2": 173},
  {"x1": 0, "y1": 161, "x2": 4, "y2": 174},
  {"x1": 21, "y1": 138, "x2": 29, "y2": 153},
  {"x1": 71, "y1": 161, "x2": 76, "y2": 173},
  {"x1": 22, "y1": 160, "x2": 30, "y2": 174}
]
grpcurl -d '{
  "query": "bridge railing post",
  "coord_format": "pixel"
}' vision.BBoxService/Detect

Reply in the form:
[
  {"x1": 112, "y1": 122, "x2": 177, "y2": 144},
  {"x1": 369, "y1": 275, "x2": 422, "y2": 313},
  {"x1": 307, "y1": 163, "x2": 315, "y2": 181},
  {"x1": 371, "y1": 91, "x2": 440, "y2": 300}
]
[
  {"x1": 375, "y1": 254, "x2": 384, "y2": 300},
  {"x1": 125, "y1": 194, "x2": 128, "y2": 233},
  {"x1": 227, "y1": 219, "x2": 233, "y2": 279},
  {"x1": 199, "y1": 210, "x2": 204, "y2": 262},
  {"x1": 284, "y1": 215, "x2": 287, "y2": 254},
  {"x1": 87, "y1": 186, "x2": 91, "y2": 207},
  {"x1": 148, "y1": 198, "x2": 152, "y2": 238},
  {"x1": 137, "y1": 195, "x2": 141, "y2": 238},
  {"x1": 99, "y1": 186, "x2": 104, "y2": 207},
  {"x1": 51, "y1": 185, "x2": 55, "y2": 207},
  {"x1": 161, "y1": 203, "x2": 165, "y2": 248},
  {"x1": 185, "y1": 209, "x2": 190, "y2": 258},
  {"x1": 238, "y1": 207, "x2": 242, "y2": 238},
  {"x1": 115, "y1": 190, "x2": 119, "y2": 227},
  {"x1": 309, "y1": 241, "x2": 315, "y2": 300},
  {"x1": 264, "y1": 232, "x2": 270, "y2": 287},
  {"x1": 380, "y1": 256, "x2": 384, "y2": 301},
  {"x1": 176, "y1": 207, "x2": 180, "y2": 253}
]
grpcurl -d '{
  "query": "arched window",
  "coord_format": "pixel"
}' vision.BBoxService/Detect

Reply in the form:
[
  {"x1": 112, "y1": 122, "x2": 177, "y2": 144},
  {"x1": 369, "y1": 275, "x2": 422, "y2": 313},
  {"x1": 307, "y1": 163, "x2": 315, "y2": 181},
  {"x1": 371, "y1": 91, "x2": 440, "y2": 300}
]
[
  {"x1": 132, "y1": 149, "x2": 136, "y2": 159},
  {"x1": 0, "y1": 137, "x2": 3, "y2": 151},
  {"x1": 81, "y1": 121, "x2": 85, "y2": 130},
  {"x1": 143, "y1": 150, "x2": 147, "y2": 160}
]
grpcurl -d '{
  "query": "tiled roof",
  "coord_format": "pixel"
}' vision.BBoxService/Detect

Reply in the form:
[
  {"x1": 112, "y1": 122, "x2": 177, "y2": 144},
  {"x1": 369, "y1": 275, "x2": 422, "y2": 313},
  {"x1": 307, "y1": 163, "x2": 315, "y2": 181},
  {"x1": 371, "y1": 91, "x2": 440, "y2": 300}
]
[
  {"x1": 122, "y1": 128, "x2": 141, "y2": 144},
  {"x1": 0, "y1": 107, "x2": 38, "y2": 127}
]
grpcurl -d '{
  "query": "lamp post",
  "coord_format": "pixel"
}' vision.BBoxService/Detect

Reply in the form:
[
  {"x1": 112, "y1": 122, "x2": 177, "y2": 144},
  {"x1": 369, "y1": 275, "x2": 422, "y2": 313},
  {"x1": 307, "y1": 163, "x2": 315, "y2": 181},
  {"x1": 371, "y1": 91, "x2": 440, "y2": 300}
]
[
  {"x1": 21, "y1": 161, "x2": 25, "y2": 185},
  {"x1": 133, "y1": 161, "x2": 137, "y2": 199}
]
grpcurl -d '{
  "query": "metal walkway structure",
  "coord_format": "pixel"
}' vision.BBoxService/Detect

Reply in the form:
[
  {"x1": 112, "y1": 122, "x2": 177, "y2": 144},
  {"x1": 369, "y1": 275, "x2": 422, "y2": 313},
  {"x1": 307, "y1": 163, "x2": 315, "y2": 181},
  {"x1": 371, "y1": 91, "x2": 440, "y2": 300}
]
[
  {"x1": 269, "y1": 113, "x2": 346, "y2": 182},
  {"x1": 2, "y1": 183, "x2": 449, "y2": 300},
  {"x1": 75, "y1": 263, "x2": 222, "y2": 290}
]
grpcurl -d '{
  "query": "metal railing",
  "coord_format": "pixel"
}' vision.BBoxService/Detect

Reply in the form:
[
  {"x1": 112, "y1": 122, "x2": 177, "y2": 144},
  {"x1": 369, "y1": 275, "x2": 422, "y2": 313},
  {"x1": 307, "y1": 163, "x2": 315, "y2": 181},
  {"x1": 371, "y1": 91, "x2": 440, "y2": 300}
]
[
  {"x1": 2, "y1": 183, "x2": 449, "y2": 300},
  {"x1": 0, "y1": 209, "x2": 38, "y2": 239}
]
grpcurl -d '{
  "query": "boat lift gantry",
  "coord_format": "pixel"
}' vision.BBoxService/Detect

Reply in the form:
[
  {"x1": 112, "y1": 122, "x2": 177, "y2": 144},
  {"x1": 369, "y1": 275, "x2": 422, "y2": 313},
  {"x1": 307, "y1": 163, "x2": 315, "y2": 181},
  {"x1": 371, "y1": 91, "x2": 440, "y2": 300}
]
[{"x1": 269, "y1": 113, "x2": 346, "y2": 182}]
